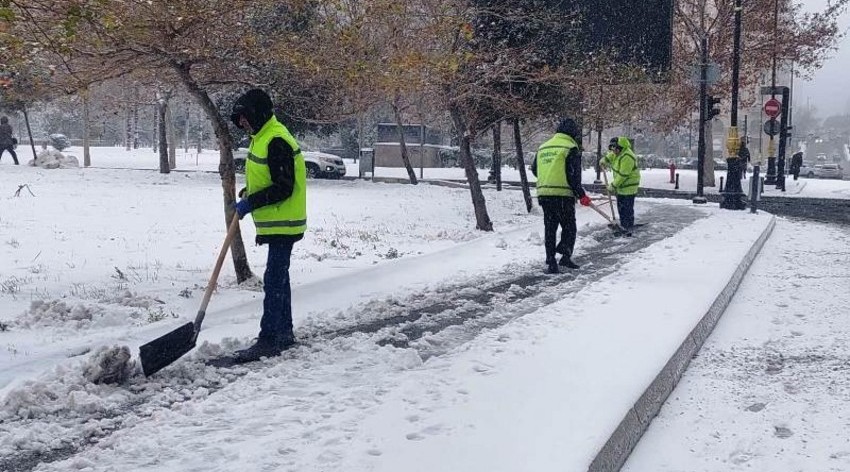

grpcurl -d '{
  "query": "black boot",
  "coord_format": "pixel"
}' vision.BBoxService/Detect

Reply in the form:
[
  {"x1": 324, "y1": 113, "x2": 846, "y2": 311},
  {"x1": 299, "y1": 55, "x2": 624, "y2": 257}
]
[
  {"x1": 559, "y1": 256, "x2": 580, "y2": 269},
  {"x1": 545, "y1": 262, "x2": 559, "y2": 274},
  {"x1": 234, "y1": 336, "x2": 294, "y2": 364}
]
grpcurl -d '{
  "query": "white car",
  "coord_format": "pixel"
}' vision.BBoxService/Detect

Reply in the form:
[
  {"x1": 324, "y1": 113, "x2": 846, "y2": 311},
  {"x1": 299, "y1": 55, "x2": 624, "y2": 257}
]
[
  {"x1": 234, "y1": 149, "x2": 346, "y2": 179},
  {"x1": 813, "y1": 164, "x2": 843, "y2": 179},
  {"x1": 798, "y1": 162, "x2": 816, "y2": 178}
]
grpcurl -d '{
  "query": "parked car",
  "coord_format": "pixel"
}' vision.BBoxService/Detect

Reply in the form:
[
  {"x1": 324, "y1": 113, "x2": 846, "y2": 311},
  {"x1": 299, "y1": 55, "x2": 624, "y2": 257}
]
[
  {"x1": 233, "y1": 149, "x2": 347, "y2": 179},
  {"x1": 798, "y1": 162, "x2": 816, "y2": 178},
  {"x1": 813, "y1": 164, "x2": 843, "y2": 179},
  {"x1": 713, "y1": 158, "x2": 728, "y2": 170}
]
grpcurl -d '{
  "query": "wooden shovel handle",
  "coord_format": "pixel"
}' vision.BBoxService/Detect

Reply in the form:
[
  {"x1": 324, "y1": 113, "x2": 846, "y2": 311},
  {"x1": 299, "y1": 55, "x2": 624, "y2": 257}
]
[
  {"x1": 193, "y1": 211, "x2": 242, "y2": 327},
  {"x1": 587, "y1": 201, "x2": 614, "y2": 224},
  {"x1": 601, "y1": 168, "x2": 618, "y2": 222}
]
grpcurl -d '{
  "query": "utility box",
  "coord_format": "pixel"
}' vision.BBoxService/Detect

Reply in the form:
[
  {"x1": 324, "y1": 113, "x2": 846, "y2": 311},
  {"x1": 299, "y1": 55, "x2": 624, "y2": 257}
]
[{"x1": 359, "y1": 148, "x2": 374, "y2": 178}]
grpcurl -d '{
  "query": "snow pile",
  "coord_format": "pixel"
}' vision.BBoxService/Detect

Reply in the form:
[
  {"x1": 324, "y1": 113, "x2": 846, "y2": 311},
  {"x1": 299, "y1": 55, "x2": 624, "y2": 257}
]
[
  {"x1": 82, "y1": 345, "x2": 134, "y2": 385},
  {"x1": 30, "y1": 149, "x2": 80, "y2": 169},
  {"x1": 12, "y1": 296, "x2": 174, "y2": 330},
  {"x1": 14, "y1": 299, "x2": 100, "y2": 329},
  {"x1": 102, "y1": 290, "x2": 164, "y2": 309}
]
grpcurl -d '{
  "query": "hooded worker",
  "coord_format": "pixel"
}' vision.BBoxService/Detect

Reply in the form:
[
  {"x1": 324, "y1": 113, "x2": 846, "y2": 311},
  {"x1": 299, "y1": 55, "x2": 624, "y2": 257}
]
[
  {"x1": 530, "y1": 118, "x2": 592, "y2": 274},
  {"x1": 230, "y1": 89, "x2": 307, "y2": 362},
  {"x1": 602, "y1": 137, "x2": 640, "y2": 233}
]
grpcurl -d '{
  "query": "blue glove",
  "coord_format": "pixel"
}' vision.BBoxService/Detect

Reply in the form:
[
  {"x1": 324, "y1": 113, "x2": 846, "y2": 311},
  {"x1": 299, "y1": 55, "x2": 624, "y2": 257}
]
[{"x1": 234, "y1": 199, "x2": 252, "y2": 219}]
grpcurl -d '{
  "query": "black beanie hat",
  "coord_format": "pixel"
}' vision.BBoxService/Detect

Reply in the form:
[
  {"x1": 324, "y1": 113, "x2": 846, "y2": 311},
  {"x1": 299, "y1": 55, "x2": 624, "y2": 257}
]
[
  {"x1": 556, "y1": 118, "x2": 580, "y2": 139},
  {"x1": 230, "y1": 89, "x2": 274, "y2": 131}
]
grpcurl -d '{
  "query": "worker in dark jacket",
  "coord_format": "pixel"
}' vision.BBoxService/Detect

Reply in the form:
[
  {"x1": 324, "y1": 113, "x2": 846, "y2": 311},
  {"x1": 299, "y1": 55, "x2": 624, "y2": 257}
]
[
  {"x1": 230, "y1": 89, "x2": 307, "y2": 363},
  {"x1": 531, "y1": 118, "x2": 592, "y2": 274},
  {"x1": 0, "y1": 116, "x2": 19, "y2": 165}
]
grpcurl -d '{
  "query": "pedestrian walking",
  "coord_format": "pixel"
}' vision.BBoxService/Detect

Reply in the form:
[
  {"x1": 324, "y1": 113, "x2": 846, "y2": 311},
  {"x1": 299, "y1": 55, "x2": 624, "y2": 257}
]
[
  {"x1": 530, "y1": 118, "x2": 592, "y2": 274},
  {"x1": 738, "y1": 137, "x2": 750, "y2": 179},
  {"x1": 0, "y1": 116, "x2": 19, "y2": 165},
  {"x1": 601, "y1": 137, "x2": 641, "y2": 235},
  {"x1": 229, "y1": 89, "x2": 307, "y2": 363},
  {"x1": 791, "y1": 151, "x2": 803, "y2": 181}
]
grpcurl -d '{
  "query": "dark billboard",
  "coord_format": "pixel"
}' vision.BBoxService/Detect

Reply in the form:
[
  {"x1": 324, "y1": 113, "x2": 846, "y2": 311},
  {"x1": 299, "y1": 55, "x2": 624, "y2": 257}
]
[{"x1": 578, "y1": 0, "x2": 674, "y2": 80}]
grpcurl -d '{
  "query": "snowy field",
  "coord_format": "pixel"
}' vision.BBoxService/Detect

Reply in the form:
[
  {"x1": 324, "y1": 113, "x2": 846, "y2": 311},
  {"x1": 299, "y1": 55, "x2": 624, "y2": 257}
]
[
  {"x1": 625, "y1": 219, "x2": 850, "y2": 472},
  {"x1": 8, "y1": 146, "x2": 848, "y2": 200}
]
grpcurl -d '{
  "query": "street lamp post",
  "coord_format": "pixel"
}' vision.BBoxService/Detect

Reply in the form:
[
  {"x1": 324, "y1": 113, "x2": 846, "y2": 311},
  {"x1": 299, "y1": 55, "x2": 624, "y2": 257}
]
[
  {"x1": 693, "y1": 36, "x2": 709, "y2": 204},
  {"x1": 721, "y1": 0, "x2": 747, "y2": 209}
]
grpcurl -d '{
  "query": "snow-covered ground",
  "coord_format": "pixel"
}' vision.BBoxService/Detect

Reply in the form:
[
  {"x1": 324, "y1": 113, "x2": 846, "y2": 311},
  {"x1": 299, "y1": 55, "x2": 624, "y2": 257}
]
[
  {"x1": 0, "y1": 147, "x2": 789, "y2": 471},
  {"x1": 624, "y1": 219, "x2": 850, "y2": 472}
]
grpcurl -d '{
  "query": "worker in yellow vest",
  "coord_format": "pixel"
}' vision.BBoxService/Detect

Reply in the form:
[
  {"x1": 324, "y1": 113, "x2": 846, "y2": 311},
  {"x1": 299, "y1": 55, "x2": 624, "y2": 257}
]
[
  {"x1": 531, "y1": 118, "x2": 592, "y2": 274},
  {"x1": 230, "y1": 89, "x2": 307, "y2": 363},
  {"x1": 602, "y1": 137, "x2": 640, "y2": 234}
]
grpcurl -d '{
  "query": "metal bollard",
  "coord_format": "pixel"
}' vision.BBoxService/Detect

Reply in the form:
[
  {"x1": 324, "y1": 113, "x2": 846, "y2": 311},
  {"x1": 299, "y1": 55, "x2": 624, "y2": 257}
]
[
  {"x1": 675, "y1": 173, "x2": 680, "y2": 190},
  {"x1": 750, "y1": 165, "x2": 760, "y2": 214},
  {"x1": 719, "y1": 176, "x2": 725, "y2": 193},
  {"x1": 760, "y1": 177, "x2": 765, "y2": 195}
]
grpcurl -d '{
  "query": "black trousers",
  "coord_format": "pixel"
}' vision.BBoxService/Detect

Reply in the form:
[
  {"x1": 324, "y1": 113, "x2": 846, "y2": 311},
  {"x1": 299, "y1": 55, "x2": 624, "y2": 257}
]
[
  {"x1": 539, "y1": 196, "x2": 576, "y2": 264},
  {"x1": 617, "y1": 195, "x2": 636, "y2": 230},
  {"x1": 0, "y1": 146, "x2": 18, "y2": 165}
]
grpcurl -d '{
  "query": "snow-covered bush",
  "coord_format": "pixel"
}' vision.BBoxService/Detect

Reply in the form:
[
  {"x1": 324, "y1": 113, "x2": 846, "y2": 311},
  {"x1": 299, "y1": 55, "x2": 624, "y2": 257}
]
[
  {"x1": 30, "y1": 149, "x2": 79, "y2": 169},
  {"x1": 48, "y1": 133, "x2": 71, "y2": 151}
]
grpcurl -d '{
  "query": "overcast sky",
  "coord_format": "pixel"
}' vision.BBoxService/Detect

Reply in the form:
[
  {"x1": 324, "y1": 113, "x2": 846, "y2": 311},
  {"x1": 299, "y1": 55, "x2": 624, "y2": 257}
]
[{"x1": 794, "y1": 0, "x2": 850, "y2": 117}]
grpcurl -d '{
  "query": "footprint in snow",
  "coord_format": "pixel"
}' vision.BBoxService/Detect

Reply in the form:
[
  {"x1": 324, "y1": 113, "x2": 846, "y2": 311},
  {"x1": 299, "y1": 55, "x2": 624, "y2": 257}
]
[{"x1": 774, "y1": 426, "x2": 794, "y2": 439}]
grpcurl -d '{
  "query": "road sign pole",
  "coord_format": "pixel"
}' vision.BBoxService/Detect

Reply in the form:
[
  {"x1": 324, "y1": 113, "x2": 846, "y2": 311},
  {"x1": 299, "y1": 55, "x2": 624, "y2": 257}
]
[{"x1": 776, "y1": 86, "x2": 791, "y2": 192}]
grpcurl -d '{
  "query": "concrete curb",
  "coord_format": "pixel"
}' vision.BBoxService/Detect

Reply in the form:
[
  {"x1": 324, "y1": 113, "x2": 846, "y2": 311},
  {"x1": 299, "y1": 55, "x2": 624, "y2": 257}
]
[{"x1": 587, "y1": 215, "x2": 777, "y2": 472}]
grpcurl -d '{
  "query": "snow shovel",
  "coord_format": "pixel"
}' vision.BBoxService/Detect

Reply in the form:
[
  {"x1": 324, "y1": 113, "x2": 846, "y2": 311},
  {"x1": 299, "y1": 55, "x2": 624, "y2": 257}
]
[
  {"x1": 601, "y1": 168, "x2": 619, "y2": 224},
  {"x1": 139, "y1": 212, "x2": 241, "y2": 376},
  {"x1": 587, "y1": 201, "x2": 628, "y2": 232}
]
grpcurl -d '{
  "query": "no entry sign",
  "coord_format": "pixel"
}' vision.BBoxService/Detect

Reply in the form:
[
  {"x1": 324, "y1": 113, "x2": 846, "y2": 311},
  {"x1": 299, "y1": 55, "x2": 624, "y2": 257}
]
[{"x1": 764, "y1": 98, "x2": 781, "y2": 118}]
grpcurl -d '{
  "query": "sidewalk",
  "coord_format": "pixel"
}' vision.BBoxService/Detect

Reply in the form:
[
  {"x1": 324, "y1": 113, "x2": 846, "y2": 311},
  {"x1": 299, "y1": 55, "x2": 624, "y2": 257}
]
[{"x1": 624, "y1": 219, "x2": 850, "y2": 472}]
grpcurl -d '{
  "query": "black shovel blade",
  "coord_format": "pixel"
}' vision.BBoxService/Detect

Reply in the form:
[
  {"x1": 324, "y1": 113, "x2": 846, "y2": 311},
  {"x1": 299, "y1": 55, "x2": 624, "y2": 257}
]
[{"x1": 139, "y1": 322, "x2": 197, "y2": 377}]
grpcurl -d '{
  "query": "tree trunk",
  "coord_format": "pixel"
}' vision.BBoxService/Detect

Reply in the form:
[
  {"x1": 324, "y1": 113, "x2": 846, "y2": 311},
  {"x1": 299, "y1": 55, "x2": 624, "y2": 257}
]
[
  {"x1": 152, "y1": 106, "x2": 159, "y2": 152},
  {"x1": 492, "y1": 122, "x2": 502, "y2": 191},
  {"x1": 132, "y1": 89, "x2": 140, "y2": 149},
  {"x1": 703, "y1": 119, "x2": 716, "y2": 187},
  {"x1": 158, "y1": 97, "x2": 170, "y2": 174},
  {"x1": 450, "y1": 105, "x2": 493, "y2": 231},
  {"x1": 173, "y1": 61, "x2": 253, "y2": 283},
  {"x1": 22, "y1": 105, "x2": 37, "y2": 161},
  {"x1": 513, "y1": 119, "x2": 534, "y2": 213},
  {"x1": 184, "y1": 108, "x2": 191, "y2": 154},
  {"x1": 167, "y1": 105, "x2": 177, "y2": 170},
  {"x1": 391, "y1": 101, "x2": 418, "y2": 185},
  {"x1": 125, "y1": 107, "x2": 132, "y2": 151},
  {"x1": 82, "y1": 89, "x2": 91, "y2": 167}
]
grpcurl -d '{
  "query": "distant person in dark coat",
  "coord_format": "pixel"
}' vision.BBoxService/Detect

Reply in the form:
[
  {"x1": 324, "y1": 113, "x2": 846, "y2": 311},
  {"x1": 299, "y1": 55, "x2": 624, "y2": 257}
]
[
  {"x1": 0, "y1": 116, "x2": 19, "y2": 165},
  {"x1": 738, "y1": 137, "x2": 750, "y2": 179},
  {"x1": 791, "y1": 152, "x2": 804, "y2": 181}
]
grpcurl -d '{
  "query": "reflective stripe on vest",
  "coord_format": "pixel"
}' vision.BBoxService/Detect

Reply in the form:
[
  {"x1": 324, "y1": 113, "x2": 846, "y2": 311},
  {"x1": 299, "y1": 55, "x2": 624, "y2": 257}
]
[
  {"x1": 246, "y1": 116, "x2": 307, "y2": 236},
  {"x1": 535, "y1": 133, "x2": 576, "y2": 198},
  {"x1": 611, "y1": 151, "x2": 640, "y2": 196}
]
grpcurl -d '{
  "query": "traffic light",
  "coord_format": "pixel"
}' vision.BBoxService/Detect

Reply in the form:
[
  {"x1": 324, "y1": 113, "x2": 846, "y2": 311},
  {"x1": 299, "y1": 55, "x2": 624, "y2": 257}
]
[{"x1": 705, "y1": 95, "x2": 721, "y2": 122}]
